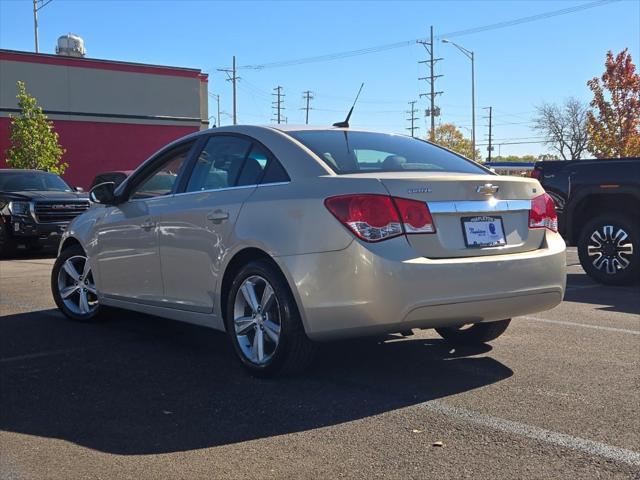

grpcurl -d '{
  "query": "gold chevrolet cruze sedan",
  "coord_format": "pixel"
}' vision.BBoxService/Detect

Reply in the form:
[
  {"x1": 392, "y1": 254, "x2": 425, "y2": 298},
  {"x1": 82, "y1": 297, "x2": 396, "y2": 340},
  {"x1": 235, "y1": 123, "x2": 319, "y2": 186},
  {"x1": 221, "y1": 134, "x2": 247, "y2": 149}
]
[{"x1": 52, "y1": 125, "x2": 566, "y2": 375}]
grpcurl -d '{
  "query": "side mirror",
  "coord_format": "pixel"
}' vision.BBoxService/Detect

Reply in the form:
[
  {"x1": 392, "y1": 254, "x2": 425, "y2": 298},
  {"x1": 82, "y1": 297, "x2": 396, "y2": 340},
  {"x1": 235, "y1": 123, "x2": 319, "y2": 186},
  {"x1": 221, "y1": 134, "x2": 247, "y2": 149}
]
[
  {"x1": 89, "y1": 182, "x2": 117, "y2": 205},
  {"x1": 74, "y1": 186, "x2": 84, "y2": 192}
]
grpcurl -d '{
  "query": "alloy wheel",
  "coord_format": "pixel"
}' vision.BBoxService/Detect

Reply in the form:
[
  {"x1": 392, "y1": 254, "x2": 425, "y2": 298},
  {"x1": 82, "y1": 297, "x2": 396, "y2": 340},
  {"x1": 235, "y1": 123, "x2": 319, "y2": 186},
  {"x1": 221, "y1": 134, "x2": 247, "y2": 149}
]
[
  {"x1": 57, "y1": 255, "x2": 98, "y2": 315},
  {"x1": 233, "y1": 275, "x2": 281, "y2": 365},
  {"x1": 587, "y1": 225, "x2": 634, "y2": 275}
]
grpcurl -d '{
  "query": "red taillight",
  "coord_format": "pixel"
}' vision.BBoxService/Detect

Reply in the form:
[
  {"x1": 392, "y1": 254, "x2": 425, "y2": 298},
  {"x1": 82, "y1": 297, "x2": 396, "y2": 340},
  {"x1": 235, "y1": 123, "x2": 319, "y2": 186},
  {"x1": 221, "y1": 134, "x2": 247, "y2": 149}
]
[
  {"x1": 392, "y1": 197, "x2": 435, "y2": 234},
  {"x1": 324, "y1": 194, "x2": 435, "y2": 242},
  {"x1": 528, "y1": 193, "x2": 558, "y2": 232}
]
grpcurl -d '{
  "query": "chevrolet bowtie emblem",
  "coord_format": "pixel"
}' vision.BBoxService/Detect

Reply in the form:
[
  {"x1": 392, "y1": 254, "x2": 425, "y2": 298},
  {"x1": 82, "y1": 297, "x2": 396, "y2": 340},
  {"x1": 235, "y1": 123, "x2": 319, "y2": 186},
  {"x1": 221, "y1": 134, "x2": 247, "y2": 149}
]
[{"x1": 476, "y1": 184, "x2": 499, "y2": 196}]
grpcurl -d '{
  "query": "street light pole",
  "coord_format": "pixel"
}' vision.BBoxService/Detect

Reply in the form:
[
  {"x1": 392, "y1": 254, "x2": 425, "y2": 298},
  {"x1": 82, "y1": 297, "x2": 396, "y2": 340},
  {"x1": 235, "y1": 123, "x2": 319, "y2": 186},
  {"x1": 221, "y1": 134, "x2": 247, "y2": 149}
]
[
  {"x1": 442, "y1": 39, "x2": 476, "y2": 160},
  {"x1": 470, "y1": 49, "x2": 475, "y2": 160},
  {"x1": 32, "y1": 0, "x2": 54, "y2": 54},
  {"x1": 33, "y1": 0, "x2": 39, "y2": 53},
  {"x1": 211, "y1": 94, "x2": 221, "y2": 127}
]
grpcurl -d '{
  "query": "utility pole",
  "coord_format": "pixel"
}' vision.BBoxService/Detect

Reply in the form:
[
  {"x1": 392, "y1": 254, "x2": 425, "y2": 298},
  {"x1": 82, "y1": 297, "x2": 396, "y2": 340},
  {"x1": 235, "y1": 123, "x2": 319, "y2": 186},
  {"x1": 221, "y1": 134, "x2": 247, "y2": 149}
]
[
  {"x1": 418, "y1": 26, "x2": 443, "y2": 141},
  {"x1": 484, "y1": 106, "x2": 493, "y2": 162},
  {"x1": 272, "y1": 86, "x2": 285, "y2": 124},
  {"x1": 302, "y1": 90, "x2": 314, "y2": 125},
  {"x1": 217, "y1": 56, "x2": 238, "y2": 125},
  {"x1": 406, "y1": 100, "x2": 419, "y2": 137}
]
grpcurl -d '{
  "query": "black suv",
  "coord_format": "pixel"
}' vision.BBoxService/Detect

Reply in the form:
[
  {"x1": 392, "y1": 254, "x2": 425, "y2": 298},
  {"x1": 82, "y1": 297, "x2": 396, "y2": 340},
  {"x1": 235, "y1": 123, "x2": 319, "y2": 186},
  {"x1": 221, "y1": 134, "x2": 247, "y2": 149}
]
[
  {"x1": 0, "y1": 169, "x2": 90, "y2": 257},
  {"x1": 533, "y1": 158, "x2": 639, "y2": 285}
]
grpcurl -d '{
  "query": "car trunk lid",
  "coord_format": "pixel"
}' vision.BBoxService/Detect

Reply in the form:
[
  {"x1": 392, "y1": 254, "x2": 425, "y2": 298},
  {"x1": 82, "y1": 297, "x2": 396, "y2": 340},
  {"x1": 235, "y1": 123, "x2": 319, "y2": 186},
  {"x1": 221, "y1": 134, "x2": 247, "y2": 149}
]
[{"x1": 371, "y1": 172, "x2": 545, "y2": 258}]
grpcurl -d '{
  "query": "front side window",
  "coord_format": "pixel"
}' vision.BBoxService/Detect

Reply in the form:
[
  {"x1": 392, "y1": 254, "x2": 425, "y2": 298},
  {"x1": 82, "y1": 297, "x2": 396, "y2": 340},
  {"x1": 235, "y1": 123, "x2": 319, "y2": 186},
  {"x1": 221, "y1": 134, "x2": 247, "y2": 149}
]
[
  {"x1": 287, "y1": 130, "x2": 488, "y2": 175},
  {"x1": 130, "y1": 144, "x2": 192, "y2": 200},
  {"x1": 185, "y1": 136, "x2": 252, "y2": 192}
]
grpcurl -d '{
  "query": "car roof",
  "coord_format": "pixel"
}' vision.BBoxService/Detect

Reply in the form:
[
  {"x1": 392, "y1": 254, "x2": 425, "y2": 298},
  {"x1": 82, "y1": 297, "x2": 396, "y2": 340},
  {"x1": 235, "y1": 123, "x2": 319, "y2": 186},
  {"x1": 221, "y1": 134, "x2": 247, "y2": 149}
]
[{"x1": 204, "y1": 124, "x2": 386, "y2": 135}]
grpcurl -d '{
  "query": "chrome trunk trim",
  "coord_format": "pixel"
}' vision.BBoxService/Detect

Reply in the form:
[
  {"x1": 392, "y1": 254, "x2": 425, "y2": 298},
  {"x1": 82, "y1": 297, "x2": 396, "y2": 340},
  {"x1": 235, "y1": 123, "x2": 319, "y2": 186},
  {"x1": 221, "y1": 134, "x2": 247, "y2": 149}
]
[{"x1": 428, "y1": 199, "x2": 531, "y2": 214}]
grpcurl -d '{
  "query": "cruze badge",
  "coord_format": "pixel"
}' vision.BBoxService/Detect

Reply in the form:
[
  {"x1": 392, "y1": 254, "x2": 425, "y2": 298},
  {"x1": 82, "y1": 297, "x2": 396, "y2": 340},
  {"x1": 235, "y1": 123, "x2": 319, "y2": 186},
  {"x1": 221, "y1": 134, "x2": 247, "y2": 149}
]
[
  {"x1": 476, "y1": 184, "x2": 499, "y2": 196},
  {"x1": 407, "y1": 187, "x2": 432, "y2": 194}
]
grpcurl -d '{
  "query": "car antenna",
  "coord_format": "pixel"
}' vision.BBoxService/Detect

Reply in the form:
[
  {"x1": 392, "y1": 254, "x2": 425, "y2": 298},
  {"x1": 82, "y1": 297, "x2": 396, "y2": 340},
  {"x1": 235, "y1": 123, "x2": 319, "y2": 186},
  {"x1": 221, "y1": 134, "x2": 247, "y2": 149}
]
[{"x1": 333, "y1": 82, "x2": 364, "y2": 128}]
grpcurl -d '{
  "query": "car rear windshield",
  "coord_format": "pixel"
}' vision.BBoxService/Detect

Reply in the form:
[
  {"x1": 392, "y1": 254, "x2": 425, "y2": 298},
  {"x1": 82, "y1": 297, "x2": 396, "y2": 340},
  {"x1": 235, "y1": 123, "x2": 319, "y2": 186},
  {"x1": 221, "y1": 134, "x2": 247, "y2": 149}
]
[
  {"x1": 287, "y1": 130, "x2": 488, "y2": 175},
  {"x1": 0, "y1": 171, "x2": 72, "y2": 192}
]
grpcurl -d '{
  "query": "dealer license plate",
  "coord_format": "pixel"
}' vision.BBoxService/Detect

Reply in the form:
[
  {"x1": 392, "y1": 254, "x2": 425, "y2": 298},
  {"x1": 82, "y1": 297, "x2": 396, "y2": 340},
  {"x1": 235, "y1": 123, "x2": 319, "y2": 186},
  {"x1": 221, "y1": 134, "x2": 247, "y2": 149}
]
[{"x1": 461, "y1": 216, "x2": 506, "y2": 248}]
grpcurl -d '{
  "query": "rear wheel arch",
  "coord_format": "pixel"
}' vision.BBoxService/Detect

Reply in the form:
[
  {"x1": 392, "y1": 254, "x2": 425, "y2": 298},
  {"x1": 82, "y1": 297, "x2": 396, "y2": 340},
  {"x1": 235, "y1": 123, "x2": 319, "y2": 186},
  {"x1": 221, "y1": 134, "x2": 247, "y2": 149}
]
[
  {"x1": 570, "y1": 192, "x2": 640, "y2": 245},
  {"x1": 219, "y1": 248, "x2": 303, "y2": 328}
]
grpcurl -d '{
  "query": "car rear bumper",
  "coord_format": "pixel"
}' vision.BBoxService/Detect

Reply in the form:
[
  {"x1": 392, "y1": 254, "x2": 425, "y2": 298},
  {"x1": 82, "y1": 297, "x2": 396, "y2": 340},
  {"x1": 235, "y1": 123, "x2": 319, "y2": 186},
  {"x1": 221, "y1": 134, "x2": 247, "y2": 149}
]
[{"x1": 277, "y1": 232, "x2": 566, "y2": 341}]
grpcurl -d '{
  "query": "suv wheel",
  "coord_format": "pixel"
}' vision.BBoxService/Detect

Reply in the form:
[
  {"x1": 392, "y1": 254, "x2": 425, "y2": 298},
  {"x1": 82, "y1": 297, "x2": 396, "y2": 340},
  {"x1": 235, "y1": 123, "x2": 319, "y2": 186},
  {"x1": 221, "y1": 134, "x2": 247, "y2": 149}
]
[
  {"x1": 51, "y1": 244, "x2": 103, "y2": 321},
  {"x1": 436, "y1": 319, "x2": 511, "y2": 345},
  {"x1": 225, "y1": 260, "x2": 316, "y2": 376},
  {"x1": 578, "y1": 214, "x2": 639, "y2": 286}
]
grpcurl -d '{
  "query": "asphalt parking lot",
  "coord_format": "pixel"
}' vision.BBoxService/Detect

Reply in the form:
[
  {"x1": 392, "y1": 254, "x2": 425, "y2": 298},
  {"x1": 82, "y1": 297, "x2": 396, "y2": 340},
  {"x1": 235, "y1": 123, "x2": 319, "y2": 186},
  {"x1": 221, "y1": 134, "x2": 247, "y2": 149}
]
[{"x1": 0, "y1": 247, "x2": 638, "y2": 479}]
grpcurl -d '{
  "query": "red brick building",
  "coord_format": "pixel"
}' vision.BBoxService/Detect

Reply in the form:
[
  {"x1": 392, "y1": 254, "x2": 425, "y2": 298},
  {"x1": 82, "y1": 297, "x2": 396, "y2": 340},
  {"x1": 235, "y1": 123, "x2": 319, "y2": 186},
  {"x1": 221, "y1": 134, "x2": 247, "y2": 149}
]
[{"x1": 0, "y1": 49, "x2": 209, "y2": 188}]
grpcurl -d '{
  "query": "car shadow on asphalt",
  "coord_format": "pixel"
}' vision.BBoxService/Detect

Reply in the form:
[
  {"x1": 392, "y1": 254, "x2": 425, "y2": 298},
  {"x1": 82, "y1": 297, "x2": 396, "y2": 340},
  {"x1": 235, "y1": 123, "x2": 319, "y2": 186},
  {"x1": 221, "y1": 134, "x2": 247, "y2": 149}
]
[
  {"x1": 0, "y1": 308, "x2": 512, "y2": 455},
  {"x1": 563, "y1": 273, "x2": 640, "y2": 316}
]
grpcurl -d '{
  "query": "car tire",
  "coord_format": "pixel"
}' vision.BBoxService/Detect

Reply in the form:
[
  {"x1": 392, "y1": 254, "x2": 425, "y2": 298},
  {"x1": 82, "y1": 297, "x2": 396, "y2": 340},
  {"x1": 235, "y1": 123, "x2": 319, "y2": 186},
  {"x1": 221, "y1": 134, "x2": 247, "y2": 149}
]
[
  {"x1": 435, "y1": 319, "x2": 511, "y2": 345},
  {"x1": 577, "y1": 213, "x2": 639, "y2": 286},
  {"x1": 225, "y1": 259, "x2": 317, "y2": 377},
  {"x1": 0, "y1": 222, "x2": 18, "y2": 258},
  {"x1": 51, "y1": 244, "x2": 104, "y2": 322}
]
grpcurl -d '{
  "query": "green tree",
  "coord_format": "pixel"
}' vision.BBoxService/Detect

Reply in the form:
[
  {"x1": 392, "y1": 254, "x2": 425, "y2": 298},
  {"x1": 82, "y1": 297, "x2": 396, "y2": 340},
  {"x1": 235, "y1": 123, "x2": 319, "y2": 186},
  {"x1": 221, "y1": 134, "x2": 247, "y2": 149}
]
[
  {"x1": 432, "y1": 123, "x2": 481, "y2": 161},
  {"x1": 5, "y1": 81, "x2": 67, "y2": 174}
]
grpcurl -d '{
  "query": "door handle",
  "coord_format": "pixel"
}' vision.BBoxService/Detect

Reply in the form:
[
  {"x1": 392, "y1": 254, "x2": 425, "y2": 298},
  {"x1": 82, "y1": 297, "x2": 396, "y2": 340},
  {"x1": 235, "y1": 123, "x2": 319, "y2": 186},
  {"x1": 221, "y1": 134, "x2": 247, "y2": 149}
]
[
  {"x1": 141, "y1": 220, "x2": 156, "y2": 230},
  {"x1": 207, "y1": 210, "x2": 229, "y2": 224}
]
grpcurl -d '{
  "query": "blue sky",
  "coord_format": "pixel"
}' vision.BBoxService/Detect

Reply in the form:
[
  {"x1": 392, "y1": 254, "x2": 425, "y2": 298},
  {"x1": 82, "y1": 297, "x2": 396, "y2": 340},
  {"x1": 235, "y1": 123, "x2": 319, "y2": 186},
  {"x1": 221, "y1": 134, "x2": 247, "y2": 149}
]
[{"x1": 1, "y1": 0, "x2": 638, "y2": 159}]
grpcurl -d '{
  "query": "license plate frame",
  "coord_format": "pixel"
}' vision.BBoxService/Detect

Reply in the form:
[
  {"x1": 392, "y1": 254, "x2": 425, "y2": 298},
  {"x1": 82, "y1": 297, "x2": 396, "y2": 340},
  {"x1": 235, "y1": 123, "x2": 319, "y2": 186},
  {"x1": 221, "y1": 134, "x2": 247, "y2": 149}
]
[{"x1": 461, "y1": 215, "x2": 507, "y2": 248}]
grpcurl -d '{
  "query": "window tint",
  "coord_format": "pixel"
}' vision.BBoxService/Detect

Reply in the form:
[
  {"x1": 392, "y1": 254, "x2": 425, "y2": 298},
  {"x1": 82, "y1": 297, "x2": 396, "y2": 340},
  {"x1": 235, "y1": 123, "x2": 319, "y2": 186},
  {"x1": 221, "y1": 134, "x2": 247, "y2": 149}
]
[
  {"x1": 0, "y1": 172, "x2": 71, "y2": 192},
  {"x1": 186, "y1": 136, "x2": 252, "y2": 192},
  {"x1": 131, "y1": 144, "x2": 192, "y2": 200},
  {"x1": 287, "y1": 131, "x2": 488, "y2": 175},
  {"x1": 261, "y1": 158, "x2": 290, "y2": 184},
  {"x1": 237, "y1": 144, "x2": 268, "y2": 186}
]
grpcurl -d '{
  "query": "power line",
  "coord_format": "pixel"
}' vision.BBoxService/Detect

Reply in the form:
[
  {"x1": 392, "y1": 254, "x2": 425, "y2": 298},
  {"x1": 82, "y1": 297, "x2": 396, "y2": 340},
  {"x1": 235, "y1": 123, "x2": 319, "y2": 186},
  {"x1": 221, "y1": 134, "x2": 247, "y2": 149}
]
[
  {"x1": 237, "y1": 0, "x2": 618, "y2": 70},
  {"x1": 406, "y1": 100, "x2": 420, "y2": 137},
  {"x1": 477, "y1": 140, "x2": 547, "y2": 146}
]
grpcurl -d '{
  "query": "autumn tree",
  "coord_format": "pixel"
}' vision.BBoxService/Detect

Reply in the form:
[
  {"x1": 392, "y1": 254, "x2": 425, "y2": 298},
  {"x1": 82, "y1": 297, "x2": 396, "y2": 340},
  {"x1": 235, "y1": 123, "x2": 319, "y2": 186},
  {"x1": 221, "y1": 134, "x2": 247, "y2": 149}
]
[
  {"x1": 587, "y1": 48, "x2": 640, "y2": 158},
  {"x1": 533, "y1": 97, "x2": 589, "y2": 160},
  {"x1": 5, "y1": 81, "x2": 67, "y2": 174},
  {"x1": 431, "y1": 123, "x2": 480, "y2": 161}
]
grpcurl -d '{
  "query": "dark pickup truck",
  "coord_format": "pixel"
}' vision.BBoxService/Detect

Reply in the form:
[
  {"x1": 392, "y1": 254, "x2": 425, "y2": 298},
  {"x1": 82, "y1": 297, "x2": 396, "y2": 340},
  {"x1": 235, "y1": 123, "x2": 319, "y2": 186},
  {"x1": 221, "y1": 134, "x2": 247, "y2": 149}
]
[
  {"x1": 533, "y1": 158, "x2": 640, "y2": 285},
  {"x1": 0, "y1": 169, "x2": 90, "y2": 257}
]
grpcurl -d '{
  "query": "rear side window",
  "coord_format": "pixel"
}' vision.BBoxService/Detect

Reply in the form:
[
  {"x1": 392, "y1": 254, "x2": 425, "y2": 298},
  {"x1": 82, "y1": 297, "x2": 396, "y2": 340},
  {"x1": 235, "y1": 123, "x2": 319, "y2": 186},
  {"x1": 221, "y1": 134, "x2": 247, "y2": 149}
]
[
  {"x1": 261, "y1": 158, "x2": 289, "y2": 184},
  {"x1": 287, "y1": 130, "x2": 487, "y2": 175}
]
